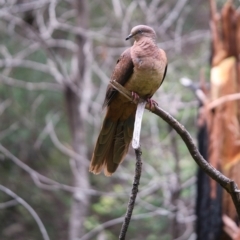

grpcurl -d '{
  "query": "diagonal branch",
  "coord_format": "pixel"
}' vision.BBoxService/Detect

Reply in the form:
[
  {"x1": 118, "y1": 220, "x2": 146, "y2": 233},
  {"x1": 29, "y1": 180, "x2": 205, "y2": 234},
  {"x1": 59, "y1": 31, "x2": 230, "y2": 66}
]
[
  {"x1": 109, "y1": 80, "x2": 240, "y2": 219},
  {"x1": 0, "y1": 185, "x2": 50, "y2": 240},
  {"x1": 0, "y1": 59, "x2": 63, "y2": 83},
  {"x1": 80, "y1": 209, "x2": 168, "y2": 240},
  {"x1": 0, "y1": 73, "x2": 62, "y2": 92},
  {"x1": 0, "y1": 144, "x2": 126, "y2": 197}
]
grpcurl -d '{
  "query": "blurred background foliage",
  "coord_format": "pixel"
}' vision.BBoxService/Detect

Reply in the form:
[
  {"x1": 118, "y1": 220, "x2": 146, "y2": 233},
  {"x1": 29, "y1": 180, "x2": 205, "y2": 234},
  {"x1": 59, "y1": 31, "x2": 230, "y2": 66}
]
[{"x1": 0, "y1": 0, "x2": 231, "y2": 239}]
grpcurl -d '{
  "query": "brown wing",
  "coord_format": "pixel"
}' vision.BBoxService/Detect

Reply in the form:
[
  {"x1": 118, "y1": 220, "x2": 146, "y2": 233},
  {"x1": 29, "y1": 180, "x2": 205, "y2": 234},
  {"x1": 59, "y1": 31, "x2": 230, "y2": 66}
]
[
  {"x1": 160, "y1": 64, "x2": 168, "y2": 87},
  {"x1": 103, "y1": 48, "x2": 134, "y2": 108},
  {"x1": 158, "y1": 48, "x2": 168, "y2": 88}
]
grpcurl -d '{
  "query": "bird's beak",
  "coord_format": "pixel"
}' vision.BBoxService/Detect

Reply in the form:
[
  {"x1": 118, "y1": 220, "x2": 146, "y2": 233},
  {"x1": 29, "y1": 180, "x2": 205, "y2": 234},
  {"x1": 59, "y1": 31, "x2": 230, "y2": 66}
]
[{"x1": 125, "y1": 34, "x2": 133, "y2": 41}]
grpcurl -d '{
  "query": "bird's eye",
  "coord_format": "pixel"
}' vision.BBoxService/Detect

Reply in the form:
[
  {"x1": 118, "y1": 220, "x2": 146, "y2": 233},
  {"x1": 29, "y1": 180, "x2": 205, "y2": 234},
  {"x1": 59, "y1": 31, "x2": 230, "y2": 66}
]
[{"x1": 139, "y1": 30, "x2": 143, "y2": 34}]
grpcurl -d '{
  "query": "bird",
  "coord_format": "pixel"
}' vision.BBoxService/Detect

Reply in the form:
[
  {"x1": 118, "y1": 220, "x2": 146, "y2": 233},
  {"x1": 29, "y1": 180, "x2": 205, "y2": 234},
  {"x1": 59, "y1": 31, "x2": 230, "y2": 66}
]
[{"x1": 89, "y1": 25, "x2": 168, "y2": 176}]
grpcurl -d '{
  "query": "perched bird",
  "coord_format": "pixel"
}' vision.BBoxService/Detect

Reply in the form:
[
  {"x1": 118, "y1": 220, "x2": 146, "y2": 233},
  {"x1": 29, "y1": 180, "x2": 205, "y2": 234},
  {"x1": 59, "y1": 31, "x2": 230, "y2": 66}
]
[{"x1": 89, "y1": 25, "x2": 168, "y2": 176}]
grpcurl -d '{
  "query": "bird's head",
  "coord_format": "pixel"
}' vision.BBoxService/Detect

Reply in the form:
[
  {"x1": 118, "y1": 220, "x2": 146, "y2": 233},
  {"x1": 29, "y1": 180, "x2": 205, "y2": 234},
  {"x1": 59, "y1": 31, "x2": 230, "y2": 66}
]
[{"x1": 125, "y1": 25, "x2": 157, "y2": 42}]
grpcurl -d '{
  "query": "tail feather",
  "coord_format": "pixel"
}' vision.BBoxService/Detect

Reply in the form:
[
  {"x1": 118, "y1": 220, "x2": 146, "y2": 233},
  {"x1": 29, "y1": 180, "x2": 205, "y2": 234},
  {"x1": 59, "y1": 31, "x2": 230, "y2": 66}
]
[
  {"x1": 89, "y1": 118, "x2": 117, "y2": 174},
  {"x1": 113, "y1": 121, "x2": 126, "y2": 164},
  {"x1": 113, "y1": 116, "x2": 134, "y2": 165},
  {"x1": 124, "y1": 116, "x2": 135, "y2": 143},
  {"x1": 90, "y1": 114, "x2": 135, "y2": 176}
]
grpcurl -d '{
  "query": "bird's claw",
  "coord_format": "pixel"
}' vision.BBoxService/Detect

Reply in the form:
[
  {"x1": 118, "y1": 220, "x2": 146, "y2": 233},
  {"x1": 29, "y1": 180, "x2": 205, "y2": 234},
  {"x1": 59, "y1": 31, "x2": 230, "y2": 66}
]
[
  {"x1": 147, "y1": 98, "x2": 158, "y2": 110},
  {"x1": 131, "y1": 93, "x2": 158, "y2": 110},
  {"x1": 131, "y1": 92, "x2": 140, "y2": 102}
]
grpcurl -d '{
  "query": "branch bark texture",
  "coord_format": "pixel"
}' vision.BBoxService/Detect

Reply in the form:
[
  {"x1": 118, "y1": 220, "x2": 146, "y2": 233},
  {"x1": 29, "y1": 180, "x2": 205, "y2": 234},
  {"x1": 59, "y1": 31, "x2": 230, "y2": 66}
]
[
  {"x1": 110, "y1": 80, "x2": 240, "y2": 219},
  {"x1": 119, "y1": 148, "x2": 142, "y2": 240}
]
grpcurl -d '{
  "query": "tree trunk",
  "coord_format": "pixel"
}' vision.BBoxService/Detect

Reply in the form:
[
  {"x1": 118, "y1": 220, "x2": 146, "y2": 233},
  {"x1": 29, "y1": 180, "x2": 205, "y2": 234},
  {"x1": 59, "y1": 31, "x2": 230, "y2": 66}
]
[
  {"x1": 196, "y1": 1, "x2": 240, "y2": 239},
  {"x1": 66, "y1": 1, "x2": 90, "y2": 239}
]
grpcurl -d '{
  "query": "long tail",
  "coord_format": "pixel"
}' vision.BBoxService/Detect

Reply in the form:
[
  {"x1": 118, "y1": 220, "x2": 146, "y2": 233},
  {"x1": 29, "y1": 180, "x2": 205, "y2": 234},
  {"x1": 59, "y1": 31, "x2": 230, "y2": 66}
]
[{"x1": 89, "y1": 114, "x2": 135, "y2": 176}]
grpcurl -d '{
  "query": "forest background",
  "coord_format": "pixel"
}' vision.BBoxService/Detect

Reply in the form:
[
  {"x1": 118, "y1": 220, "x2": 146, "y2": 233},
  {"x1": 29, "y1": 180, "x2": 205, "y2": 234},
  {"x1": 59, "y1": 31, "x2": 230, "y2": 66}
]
[{"x1": 0, "y1": 0, "x2": 231, "y2": 239}]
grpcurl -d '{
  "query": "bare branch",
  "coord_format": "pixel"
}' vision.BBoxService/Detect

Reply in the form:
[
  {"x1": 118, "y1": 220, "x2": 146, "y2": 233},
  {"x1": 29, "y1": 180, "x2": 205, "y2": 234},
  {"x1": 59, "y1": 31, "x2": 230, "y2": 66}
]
[
  {"x1": 223, "y1": 214, "x2": 240, "y2": 239},
  {"x1": 0, "y1": 199, "x2": 18, "y2": 209},
  {"x1": 0, "y1": 11, "x2": 73, "y2": 87},
  {"x1": 159, "y1": 0, "x2": 190, "y2": 32},
  {"x1": 5, "y1": 0, "x2": 51, "y2": 14},
  {"x1": 0, "y1": 122, "x2": 18, "y2": 141},
  {"x1": 0, "y1": 59, "x2": 63, "y2": 83},
  {"x1": 0, "y1": 144, "x2": 126, "y2": 197},
  {"x1": 159, "y1": 30, "x2": 210, "y2": 50},
  {"x1": 0, "y1": 184, "x2": 50, "y2": 240},
  {"x1": 15, "y1": 39, "x2": 77, "y2": 61},
  {"x1": 112, "y1": 0, "x2": 123, "y2": 18},
  {"x1": 0, "y1": 73, "x2": 62, "y2": 91},
  {"x1": 0, "y1": 99, "x2": 11, "y2": 115},
  {"x1": 80, "y1": 210, "x2": 170, "y2": 240},
  {"x1": 119, "y1": 147, "x2": 142, "y2": 240},
  {"x1": 45, "y1": 119, "x2": 89, "y2": 166},
  {"x1": 109, "y1": 80, "x2": 240, "y2": 219},
  {"x1": 0, "y1": 44, "x2": 12, "y2": 58},
  {"x1": 121, "y1": 1, "x2": 137, "y2": 37},
  {"x1": 207, "y1": 93, "x2": 240, "y2": 110}
]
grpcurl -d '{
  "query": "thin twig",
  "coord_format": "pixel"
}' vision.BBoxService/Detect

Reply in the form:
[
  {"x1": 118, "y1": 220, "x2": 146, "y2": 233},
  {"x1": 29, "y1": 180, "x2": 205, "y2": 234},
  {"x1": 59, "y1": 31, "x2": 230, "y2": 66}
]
[
  {"x1": 160, "y1": 0, "x2": 190, "y2": 32},
  {"x1": 0, "y1": 73, "x2": 62, "y2": 92},
  {"x1": 207, "y1": 92, "x2": 240, "y2": 109},
  {"x1": 109, "y1": 80, "x2": 240, "y2": 219},
  {"x1": 0, "y1": 199, "x2": 18, "y2": 209},
  {"x1": 80, "y1": 209, "x2": 168, "y2": 240},
  {"x1": 0, "y1": 144, "x2": 126, "y2": 197},
  {"x1": 0, "y1": 185, "x2": 50, "y2": 240},
  {"x1": 119, "y1": 147, "x2": 142, "y2": 240}
]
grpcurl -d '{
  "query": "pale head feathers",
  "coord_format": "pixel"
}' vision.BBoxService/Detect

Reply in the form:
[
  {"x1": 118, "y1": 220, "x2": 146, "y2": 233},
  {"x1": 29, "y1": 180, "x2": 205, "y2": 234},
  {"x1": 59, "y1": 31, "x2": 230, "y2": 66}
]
[{"x1": 126, "y1": 25, "x2": 157, "y2": 42}]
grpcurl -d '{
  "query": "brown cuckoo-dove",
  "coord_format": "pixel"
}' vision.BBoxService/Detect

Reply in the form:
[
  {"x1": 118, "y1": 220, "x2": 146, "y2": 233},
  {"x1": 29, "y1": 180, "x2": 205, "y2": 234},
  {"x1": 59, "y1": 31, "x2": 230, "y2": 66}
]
[{"x1": 89, "y1": 25, "x2": 168, "y2": 176}]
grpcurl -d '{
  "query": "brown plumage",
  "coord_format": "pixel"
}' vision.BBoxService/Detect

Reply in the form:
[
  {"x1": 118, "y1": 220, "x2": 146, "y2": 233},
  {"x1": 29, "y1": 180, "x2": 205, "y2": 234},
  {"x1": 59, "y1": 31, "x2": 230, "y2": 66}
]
[{"x1": 89, "y1": 25, "x2": 168, "y2": 176}]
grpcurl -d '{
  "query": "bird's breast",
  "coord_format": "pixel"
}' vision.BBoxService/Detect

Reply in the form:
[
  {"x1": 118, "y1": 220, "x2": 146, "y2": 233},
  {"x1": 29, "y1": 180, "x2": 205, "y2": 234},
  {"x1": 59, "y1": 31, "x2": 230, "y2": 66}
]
[{"x1": 124, "y1": 55, "x2": 165, "y2": 98}]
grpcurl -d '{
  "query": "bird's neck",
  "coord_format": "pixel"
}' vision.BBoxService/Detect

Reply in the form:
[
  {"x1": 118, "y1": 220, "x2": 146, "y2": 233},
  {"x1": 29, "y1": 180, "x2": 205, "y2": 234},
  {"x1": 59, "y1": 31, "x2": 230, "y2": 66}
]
[{"x1": 134, "y1": 38, "x2": 157, "y2": 50}]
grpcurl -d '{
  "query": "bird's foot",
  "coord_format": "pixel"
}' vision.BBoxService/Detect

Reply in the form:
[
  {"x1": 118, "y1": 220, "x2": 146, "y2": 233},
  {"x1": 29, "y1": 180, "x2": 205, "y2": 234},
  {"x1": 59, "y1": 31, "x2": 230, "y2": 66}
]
[
  {"x1": 131, "y1": 92, "x2": 140, "y2": 102},
  {"x1": 147, "y1": 98, "x2": 158, "y2": 110}
]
